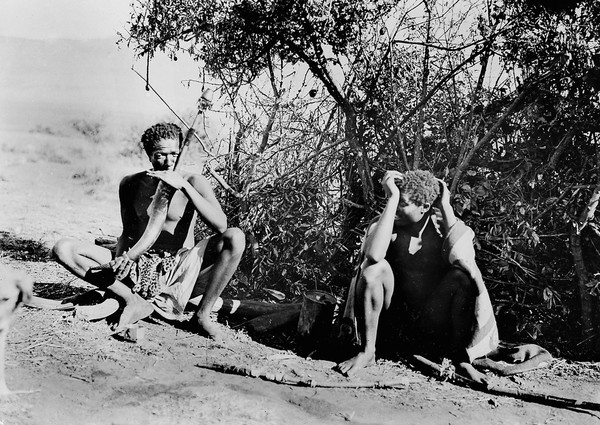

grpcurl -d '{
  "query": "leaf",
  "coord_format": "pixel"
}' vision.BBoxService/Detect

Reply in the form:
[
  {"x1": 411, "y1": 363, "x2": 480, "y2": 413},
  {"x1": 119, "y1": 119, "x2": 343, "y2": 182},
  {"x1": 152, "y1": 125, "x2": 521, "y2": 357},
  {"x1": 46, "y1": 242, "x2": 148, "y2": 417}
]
[{"x1": 263, "y1": 288, "x2": 286, "y2": 300}]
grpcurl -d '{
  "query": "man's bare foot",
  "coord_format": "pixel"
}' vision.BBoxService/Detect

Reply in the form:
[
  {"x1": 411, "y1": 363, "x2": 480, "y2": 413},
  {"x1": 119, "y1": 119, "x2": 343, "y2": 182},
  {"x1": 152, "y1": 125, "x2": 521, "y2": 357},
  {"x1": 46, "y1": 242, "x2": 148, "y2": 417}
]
[
  {"x1": 457, "y1": 361, "x2": 488, "y2": 385},
  {"x1": 196, "y1": 314, "x2": 224, "y2": 343},
  {"x1": 112, "y1": 294, "x2": 154, "y2": 333},
  {"x1": 337, "y1": 349, "x2": 376, "y2": 377}
]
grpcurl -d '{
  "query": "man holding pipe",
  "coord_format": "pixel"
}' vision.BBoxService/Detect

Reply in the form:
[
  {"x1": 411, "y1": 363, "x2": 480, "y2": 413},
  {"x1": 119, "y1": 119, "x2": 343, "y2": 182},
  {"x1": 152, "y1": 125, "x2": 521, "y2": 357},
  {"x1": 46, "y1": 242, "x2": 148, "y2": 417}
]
[
  {"x1": 53, "y1": 123, "x2": 245, "y2": 341},
  {"x1": 337, "y1": 170, "x2": 498, "y2": 382}
]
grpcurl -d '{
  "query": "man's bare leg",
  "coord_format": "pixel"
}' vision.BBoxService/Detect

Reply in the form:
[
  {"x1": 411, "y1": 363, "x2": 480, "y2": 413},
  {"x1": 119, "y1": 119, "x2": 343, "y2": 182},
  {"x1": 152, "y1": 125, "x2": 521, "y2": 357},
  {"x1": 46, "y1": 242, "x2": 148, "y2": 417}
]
[
  {"x1": 420, "y1": 268, "x2": 488, "y2": 383},
  {"x1": 448, "y1": 275, "x2": 489, "y2": 384},
  {"x1": 194, "y1": 228, "x2": 245, "y2": 341},
  {"x1": 53, "y1": 238, "x2": 153, "y2": 331},
  {"x1": 338, "y1": 260, "x2": 394, "y2": 376},
  {"x1": 53, "y1": 238, "x2": 112, "y2": 279},
  {"x1": 105, "y1": 281, "x2": 153, "y2": 332}
]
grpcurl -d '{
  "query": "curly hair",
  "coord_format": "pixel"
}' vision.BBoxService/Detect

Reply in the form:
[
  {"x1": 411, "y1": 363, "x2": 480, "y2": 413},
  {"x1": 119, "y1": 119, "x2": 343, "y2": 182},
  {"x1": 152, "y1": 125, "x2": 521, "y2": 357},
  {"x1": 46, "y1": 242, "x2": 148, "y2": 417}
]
[
  {"x1": 396, "y1": 170, "x2": 440, "y2": 206},
  {"x1": 141, "y1": 123, "x2": 183, "y2": 156}
]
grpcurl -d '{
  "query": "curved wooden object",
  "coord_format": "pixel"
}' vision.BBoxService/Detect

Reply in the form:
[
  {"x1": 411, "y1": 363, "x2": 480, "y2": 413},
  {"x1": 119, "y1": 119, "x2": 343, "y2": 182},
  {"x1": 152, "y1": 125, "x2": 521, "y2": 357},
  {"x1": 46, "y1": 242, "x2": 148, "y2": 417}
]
[
  {"x1": 472, "y1": 343, "x2": 553, "y2": 376},
  {"x1": 126, "y1": 182, "x2": 176, "y2": 261}
]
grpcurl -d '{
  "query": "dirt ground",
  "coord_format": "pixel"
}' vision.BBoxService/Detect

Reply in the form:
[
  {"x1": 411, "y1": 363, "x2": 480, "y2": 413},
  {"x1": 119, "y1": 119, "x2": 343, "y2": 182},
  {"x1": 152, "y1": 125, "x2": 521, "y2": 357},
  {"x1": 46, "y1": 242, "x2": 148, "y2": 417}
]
[{"x1": 1, "y1": 130, "x2": 600, "y2": 424}]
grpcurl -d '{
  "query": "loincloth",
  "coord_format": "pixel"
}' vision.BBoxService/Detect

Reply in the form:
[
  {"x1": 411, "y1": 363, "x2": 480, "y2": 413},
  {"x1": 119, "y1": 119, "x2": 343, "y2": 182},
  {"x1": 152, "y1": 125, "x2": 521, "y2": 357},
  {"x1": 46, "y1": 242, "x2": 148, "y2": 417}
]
[
  {"x1": 125, "y1": 239, "x2": 209, "y2": 321},
  {"x1": 128, "y1": 250, "x2": 178, "y2": 300}
]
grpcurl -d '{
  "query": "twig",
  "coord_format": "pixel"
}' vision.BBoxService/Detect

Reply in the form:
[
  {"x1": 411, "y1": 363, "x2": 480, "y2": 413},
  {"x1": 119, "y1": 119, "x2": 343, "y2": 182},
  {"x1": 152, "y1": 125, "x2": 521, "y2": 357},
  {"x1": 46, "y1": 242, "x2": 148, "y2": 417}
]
[
  {"x1": 67, "y1": 374, "x2": 92, "y2": 384},
  {"x1": 18, "y1": 337, "x2": 53, "y2": 352},
  {"x1": 576, "y1": 334, "x2": 597, "y2": 347}
]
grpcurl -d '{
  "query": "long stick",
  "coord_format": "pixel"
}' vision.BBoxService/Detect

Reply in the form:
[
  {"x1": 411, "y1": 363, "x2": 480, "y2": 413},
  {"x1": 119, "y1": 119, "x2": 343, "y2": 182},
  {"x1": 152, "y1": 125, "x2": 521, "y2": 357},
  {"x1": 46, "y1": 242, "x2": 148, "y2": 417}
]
[
  {"x1": 132, "y1": 67, "x2": 242, "y2": 198},
  {"x1": 196, "y1": 362, "x2": 413, "y2": 389},
  {"x1": 411, "y1": 355, "x2": 600, "y2": 412},
  {"x1": 132, "y1": 67, "x2": 212, "y2": 155}
]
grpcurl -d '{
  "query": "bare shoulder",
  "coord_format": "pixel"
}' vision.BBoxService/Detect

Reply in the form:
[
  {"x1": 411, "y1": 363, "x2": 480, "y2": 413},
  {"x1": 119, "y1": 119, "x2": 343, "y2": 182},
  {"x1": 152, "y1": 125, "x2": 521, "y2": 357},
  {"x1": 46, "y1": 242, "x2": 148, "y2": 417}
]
[
  {"x1": 121, "y1": 171, "x2": 146, "y2": 184},
  {"x1": 186, "y1": 172, "x2": 212, "y2": 191},
  {"x1": 119, "y1": 171, "x2": 145, "y2": 192}
]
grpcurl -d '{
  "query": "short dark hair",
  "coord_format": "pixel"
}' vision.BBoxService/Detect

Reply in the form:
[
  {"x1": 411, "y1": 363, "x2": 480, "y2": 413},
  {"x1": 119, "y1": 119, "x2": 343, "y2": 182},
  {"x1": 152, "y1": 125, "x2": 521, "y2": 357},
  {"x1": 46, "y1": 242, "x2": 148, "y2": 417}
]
[
  {"x1": 396, "y1": 170, "x2": 440, "y2": 206},
  {"x1": 141, "y1": 123, "x2": 183, "y2": 156}
]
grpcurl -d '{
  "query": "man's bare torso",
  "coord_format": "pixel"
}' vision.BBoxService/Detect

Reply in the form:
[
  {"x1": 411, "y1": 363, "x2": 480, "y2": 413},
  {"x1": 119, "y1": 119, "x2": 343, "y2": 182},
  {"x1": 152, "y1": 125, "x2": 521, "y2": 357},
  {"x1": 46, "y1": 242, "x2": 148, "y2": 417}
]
[{"x1": 122, "y1": 171, "x2": 196, "y2": 252}]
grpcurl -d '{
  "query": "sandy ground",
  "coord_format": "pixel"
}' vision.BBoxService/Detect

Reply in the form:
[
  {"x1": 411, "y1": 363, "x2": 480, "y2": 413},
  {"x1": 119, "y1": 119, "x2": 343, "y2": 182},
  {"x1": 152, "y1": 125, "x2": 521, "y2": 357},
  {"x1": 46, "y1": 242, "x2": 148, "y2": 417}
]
[{"x1": 1, "y1": 130, "x2": 600, "y2": 424}]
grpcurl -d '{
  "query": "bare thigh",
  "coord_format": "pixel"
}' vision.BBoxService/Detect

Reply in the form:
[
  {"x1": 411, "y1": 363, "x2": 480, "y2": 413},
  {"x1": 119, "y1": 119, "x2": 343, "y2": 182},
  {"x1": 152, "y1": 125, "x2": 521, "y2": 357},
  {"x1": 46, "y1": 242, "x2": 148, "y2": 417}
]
[
  {"x1": 53, "y1": 238, "x2": 113, "y2": 279},
  {"x1": 416, "y1": 268, "x2": 475, "y2": 345},
  {"x1": 199, "y1": 235, "x2": 222, "y2": 269}
]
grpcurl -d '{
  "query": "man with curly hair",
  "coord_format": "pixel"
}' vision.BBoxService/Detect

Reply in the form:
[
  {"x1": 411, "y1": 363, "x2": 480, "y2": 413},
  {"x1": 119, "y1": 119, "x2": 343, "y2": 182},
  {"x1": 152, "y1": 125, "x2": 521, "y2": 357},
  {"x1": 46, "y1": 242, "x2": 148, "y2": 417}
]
[
  {"x1": 53, "y1": 123, "x2": 245, "y2": 341},
  {"x1": 338, "y1": 170, "x2": 498, "y2": 382}
]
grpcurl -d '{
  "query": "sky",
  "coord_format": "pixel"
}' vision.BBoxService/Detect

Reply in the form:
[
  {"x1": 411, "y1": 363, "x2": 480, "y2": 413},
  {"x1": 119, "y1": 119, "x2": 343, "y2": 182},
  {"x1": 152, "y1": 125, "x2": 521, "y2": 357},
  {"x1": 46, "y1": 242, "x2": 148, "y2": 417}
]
[{"x1": 0, "y1": 0, "x2": 132, "y2": 40}]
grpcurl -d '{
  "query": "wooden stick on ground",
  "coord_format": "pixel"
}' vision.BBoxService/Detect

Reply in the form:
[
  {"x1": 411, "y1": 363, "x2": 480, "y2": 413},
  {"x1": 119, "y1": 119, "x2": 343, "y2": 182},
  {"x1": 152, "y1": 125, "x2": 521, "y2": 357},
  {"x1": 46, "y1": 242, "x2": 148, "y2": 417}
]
[
  {"x1": 411, "y1": 355, "x2": 600, "y2": 412},
  {"x1": 196, "y1": 362, "x2": 413, "y2": 389}
]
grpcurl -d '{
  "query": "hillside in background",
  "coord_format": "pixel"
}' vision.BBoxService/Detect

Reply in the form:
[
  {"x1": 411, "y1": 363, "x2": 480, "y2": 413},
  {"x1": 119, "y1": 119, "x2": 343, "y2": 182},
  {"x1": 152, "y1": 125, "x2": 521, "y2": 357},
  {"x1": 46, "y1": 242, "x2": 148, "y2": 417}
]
[{"x1": 0, "y1": 36, "x2": 205, "y2": 135}]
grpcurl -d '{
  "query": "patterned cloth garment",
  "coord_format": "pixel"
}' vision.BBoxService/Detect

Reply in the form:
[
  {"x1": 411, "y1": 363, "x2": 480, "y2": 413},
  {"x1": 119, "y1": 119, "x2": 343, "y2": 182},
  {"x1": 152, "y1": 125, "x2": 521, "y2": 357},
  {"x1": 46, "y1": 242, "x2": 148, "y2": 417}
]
[{"x1": 129, "y1": 250, "x2": 178, "y2": 301}]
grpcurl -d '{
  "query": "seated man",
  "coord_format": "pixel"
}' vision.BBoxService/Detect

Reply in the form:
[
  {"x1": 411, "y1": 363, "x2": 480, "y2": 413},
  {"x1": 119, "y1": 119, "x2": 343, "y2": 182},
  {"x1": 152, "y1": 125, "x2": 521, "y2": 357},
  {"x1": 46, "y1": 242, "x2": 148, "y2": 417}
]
[
  {"x1": 338, "y1": 170, "x2": 498, "y2": 382},
  {"x1": 53, "y1": 123, "x2": 245, "y2": 341}
]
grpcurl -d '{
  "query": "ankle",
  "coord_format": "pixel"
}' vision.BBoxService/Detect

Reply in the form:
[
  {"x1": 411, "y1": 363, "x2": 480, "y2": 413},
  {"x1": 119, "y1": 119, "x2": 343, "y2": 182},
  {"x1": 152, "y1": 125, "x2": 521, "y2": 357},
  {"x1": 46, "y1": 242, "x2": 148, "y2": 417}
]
[
  {"x1": 196, "y1": 311, "x2": 211, "y2": 322},
  {"x1": 121, "y1": 291, "x2": 146, "y2": 306},
  {"x1": 362, "y1": 345, "x2": 376, "y2": 355}
]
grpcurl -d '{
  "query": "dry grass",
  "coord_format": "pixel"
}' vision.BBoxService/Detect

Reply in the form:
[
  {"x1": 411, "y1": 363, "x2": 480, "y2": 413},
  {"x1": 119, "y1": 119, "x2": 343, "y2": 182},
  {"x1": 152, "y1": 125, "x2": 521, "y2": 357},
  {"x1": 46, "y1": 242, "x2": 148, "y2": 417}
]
[{"x1": 0, "y1": 231, "x2": 52, "y2": 262}]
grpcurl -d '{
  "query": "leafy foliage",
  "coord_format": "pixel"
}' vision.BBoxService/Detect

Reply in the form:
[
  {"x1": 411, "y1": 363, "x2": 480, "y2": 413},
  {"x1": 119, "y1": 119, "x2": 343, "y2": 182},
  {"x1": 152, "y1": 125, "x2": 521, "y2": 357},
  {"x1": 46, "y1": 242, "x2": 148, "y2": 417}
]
[
  {"x1": 237, "y1": 180, "x2": 346, "y2": 299},
  {"x1": 124, "y1": 0, "x2": 600, "y2": 357}
]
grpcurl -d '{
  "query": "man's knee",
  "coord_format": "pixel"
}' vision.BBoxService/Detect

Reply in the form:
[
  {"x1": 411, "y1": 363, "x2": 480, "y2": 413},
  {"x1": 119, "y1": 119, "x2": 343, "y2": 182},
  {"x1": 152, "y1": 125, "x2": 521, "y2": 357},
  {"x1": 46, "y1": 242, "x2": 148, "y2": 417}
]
[
  {"x1": 222, "y1": 227, "x2": 245, "y2": 257},
  {"x1": 444, "y1": 267, "x2": 475, "y2": 296},
  {"x1": 361, "y1": 260, "x2": 392, "y2": 292},
  {"x1": 52, "y1": 238, "x2": 75, "y2": 261}
]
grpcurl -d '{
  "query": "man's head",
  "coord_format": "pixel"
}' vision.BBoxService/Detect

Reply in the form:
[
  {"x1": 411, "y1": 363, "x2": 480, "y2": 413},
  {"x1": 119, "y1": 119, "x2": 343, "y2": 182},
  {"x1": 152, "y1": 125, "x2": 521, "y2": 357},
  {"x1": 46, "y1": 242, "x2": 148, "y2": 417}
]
[
  {"x1": 394, "y1": 170, "x2": 440, "y2": 225},
  {"x1": 141, "y1": 123, "x2": 183, "y2": 171}
]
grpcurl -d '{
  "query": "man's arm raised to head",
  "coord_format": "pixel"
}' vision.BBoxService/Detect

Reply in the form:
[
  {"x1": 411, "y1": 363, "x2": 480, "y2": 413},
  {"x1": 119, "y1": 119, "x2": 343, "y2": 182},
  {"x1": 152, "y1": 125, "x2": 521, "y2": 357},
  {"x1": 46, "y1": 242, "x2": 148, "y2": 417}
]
[
  {"x1": 182, "y1": 173, "x2": 227, "y2": 234},
  {"x1": 434, "y1": 178, "x2": 457, "y2": 235},
  {"x1": 363, "y1": 171, "x2": 402, "y2": 263}
]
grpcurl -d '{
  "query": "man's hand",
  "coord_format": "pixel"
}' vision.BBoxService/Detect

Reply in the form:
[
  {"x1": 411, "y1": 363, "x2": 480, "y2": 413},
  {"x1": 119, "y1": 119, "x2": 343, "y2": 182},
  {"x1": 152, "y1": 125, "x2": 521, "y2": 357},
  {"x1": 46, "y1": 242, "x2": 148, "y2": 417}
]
[
  {"x1": 108, "y1": 253, "x2": 134, "y2": 281},
  {"x1": 146, "y1": 170, "x2": 188, "y2": 190},
  {"x1": 381, "y1": 170, "x2": 403, "y2": 199},
  {"x1": 433, "y1": 177, "x2": 457, "y2": 230},
  {"x1": 435, "y1": 178, "x2": 451, "y2": 208}
]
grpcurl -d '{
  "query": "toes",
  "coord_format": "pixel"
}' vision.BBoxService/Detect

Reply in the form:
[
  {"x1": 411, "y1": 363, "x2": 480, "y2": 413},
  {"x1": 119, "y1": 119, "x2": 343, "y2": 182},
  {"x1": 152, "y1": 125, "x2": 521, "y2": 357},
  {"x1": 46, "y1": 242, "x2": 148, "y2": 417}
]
[{"x1": 336, "y1": 363, "x2": 349, "y2": 374}]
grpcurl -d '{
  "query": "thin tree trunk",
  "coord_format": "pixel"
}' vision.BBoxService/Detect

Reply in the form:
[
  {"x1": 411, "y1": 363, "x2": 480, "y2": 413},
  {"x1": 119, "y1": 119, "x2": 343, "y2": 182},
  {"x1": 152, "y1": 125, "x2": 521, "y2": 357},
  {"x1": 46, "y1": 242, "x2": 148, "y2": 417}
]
[
  {"x1": 343, "y1": 106, "x2": 374, "y2": 206},
  {"x1": 570, "y1": 180, "x2": 600, "y2": 336},
  {"x1": 413, "y1": 0, "x2": 432, "y2": 169},
  {"x1": 450, "y1": 85, "x2": 530, "y2": 193}
]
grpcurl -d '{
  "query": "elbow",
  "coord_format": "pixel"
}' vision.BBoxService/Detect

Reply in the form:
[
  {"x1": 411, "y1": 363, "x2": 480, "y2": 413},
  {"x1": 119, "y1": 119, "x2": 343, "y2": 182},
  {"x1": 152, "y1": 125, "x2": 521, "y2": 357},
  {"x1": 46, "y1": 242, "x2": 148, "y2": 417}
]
[
  {"x1": 364, "y1": 251, "x2": 385, "y2": 264},
  {"x1": 215, "y1": 215, "x2": 228, "y2": 234}
]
